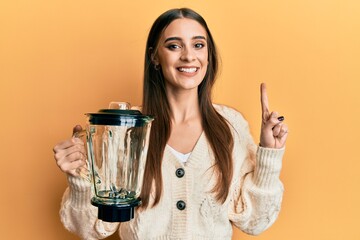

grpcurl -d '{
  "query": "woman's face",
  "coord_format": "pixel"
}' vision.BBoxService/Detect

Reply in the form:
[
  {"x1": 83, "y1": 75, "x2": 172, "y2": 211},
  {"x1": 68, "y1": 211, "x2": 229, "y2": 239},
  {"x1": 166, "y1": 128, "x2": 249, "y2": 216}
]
[{"x1": 153, "y1": 18, "x2": 209, "y2": 92}]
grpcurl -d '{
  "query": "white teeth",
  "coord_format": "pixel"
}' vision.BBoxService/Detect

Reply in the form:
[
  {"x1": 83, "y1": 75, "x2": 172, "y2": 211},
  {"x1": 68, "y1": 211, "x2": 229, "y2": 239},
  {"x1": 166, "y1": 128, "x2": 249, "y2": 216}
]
[{"x1": 178, "y1": 67, "x2": 197, "y2": 73}]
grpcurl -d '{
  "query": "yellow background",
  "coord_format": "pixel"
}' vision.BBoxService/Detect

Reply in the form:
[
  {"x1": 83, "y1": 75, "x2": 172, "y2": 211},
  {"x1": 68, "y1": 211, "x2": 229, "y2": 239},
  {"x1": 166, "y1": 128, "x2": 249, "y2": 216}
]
[{"x1": 1, "y1": 0, "x2": 359, "y2": 239}]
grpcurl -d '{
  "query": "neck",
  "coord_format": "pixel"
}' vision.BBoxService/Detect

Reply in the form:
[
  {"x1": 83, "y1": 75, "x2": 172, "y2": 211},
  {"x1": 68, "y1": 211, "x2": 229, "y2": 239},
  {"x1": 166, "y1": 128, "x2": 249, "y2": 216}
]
[{"x1": 166, "y1": 88, "x2": 200, "y2": 124}]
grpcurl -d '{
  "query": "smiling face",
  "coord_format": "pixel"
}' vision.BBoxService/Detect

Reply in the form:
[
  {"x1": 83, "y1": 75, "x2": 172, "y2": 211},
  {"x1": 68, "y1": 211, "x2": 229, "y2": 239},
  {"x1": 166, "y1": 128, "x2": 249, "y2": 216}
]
[{"x1": 153, "y1": 18, "x2": 209, "y2": 93}]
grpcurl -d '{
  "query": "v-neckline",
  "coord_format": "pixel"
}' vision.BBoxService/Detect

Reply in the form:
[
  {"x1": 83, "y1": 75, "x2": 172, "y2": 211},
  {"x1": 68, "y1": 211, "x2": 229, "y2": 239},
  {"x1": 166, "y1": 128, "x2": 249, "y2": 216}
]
[
  {"x1": 166, "y1": 131, "x2": 204, "y2": 155},
  {"x1": 165, "y1": 131, "x2": 206, "y2": 167}
]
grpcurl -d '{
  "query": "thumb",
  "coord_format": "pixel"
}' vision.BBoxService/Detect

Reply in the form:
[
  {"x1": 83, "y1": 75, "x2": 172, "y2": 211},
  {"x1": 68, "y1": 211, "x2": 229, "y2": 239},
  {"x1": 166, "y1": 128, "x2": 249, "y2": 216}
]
[
  {"x1": 72, "y1": 125, "x2": 83, "y2": 137},
  {"x1": 264, "y1": 111, "x2": 281, "y2": 130}
]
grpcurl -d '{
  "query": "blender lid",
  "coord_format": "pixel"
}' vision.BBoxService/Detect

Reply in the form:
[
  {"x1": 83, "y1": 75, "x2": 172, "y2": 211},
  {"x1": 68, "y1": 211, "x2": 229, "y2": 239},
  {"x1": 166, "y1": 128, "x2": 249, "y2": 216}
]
[{"x1": 87, "y1": 109, "x2": 154, "y2": 126}]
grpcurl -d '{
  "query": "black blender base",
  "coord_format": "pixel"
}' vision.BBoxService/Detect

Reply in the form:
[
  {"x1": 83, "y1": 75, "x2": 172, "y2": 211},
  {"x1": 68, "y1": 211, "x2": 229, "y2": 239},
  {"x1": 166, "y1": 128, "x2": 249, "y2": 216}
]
[{"x1": 91, "y1": 198, "x2": 141, "y2": 222}]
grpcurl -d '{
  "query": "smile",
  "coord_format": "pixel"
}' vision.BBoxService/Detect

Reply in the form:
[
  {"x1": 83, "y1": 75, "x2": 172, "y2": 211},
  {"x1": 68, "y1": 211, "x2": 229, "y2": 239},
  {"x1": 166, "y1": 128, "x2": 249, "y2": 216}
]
[{"x1": 177, "y1": 67, "x2": 198, "y2": 73}]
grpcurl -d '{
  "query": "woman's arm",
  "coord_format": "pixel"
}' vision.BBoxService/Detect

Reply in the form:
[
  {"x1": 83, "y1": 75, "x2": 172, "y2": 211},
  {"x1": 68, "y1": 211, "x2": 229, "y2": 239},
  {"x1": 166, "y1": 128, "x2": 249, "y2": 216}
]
[
  {"x1": 228, "y1": 143, "x2": 284, "y2": 235},
  {"x1": 215, "y1": 103, "x2": 285, "y2": 235},
  {"x1": 60, "y1": 175, "x2": 120, "y2": 239}
]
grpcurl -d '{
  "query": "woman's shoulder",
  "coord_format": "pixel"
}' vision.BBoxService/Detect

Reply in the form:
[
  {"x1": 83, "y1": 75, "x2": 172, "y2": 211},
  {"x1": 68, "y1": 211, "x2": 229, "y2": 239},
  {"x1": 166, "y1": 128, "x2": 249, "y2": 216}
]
[
  {"x1": 213, "y1": 104, "x2": 250, "y2": 132},
  {"x1": 213, "y1": 104, "x2": 253, "y2": 142},
  {"x1": 213, "y1": 103, "x2": 247, "y2": 124}
]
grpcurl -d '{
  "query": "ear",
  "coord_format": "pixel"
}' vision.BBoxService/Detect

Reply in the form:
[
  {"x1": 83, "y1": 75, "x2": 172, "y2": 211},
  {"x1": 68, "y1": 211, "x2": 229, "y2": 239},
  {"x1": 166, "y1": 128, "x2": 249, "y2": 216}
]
[{"x1": 149, "y1": 47, "x2": 159, "y2": 65}]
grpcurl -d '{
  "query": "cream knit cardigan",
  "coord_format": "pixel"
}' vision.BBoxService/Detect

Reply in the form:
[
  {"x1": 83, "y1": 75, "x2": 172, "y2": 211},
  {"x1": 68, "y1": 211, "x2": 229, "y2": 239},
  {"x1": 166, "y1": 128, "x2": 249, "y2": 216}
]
[{"x1": 60, "y1": 104, "x2": 285, "y2": 240}]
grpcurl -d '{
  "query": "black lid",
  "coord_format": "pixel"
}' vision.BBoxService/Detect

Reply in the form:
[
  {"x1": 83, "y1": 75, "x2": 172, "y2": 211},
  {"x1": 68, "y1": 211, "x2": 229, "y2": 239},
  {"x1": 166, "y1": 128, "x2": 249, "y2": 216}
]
[{"x1": 87, "y1": 109, "x2": 154, "y2": 126}]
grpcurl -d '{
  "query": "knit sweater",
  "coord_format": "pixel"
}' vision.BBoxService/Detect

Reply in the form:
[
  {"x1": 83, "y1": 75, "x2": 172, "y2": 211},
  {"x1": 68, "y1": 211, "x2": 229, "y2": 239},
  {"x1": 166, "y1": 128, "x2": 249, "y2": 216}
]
[{"x1": 60, "y1": 104, "x2": 285, "y2": 240}]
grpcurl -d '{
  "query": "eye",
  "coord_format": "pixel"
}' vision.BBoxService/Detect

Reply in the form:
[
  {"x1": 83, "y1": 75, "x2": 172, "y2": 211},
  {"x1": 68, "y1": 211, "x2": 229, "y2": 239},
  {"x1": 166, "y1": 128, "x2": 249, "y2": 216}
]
[
  {"x1": 194, "y1": 43, "x2": 205, "y2": 49},
  {"x1": 167, "y1": 44, "x2": 181, "y2": 50}
]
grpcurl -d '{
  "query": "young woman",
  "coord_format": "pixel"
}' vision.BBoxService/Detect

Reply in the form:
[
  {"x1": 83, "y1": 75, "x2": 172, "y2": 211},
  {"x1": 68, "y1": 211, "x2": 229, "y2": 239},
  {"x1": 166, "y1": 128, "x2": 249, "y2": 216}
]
[{"x1": 53, "y1": 8, "x2": 288, "y2": 240}]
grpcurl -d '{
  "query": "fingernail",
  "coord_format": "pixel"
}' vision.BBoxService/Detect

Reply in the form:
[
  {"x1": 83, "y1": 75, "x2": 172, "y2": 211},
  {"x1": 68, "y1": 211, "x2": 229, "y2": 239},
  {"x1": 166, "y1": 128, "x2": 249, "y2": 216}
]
[{"x1": 278, "y1": 116, "x2": 285, "y2": 121}]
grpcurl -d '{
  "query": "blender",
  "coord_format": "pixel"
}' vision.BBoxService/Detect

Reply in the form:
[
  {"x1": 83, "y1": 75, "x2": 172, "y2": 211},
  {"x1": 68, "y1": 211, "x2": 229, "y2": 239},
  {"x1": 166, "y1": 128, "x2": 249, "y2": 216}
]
[{"x1": 76, "y1": 102, "x2": 154, "y2": 222}]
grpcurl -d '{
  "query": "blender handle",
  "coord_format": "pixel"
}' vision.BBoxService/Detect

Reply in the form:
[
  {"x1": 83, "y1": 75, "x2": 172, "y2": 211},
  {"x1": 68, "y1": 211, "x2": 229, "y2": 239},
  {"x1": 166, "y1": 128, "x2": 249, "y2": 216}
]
[{"x1": 73, "y1": 129, "x2": 92, "y2": 183}]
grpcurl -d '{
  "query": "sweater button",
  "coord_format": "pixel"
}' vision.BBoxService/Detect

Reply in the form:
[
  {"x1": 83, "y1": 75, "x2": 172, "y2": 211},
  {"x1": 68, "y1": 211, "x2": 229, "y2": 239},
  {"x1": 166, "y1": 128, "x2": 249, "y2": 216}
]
[
  {"x1": 175, "y1": 168, "x2": 185, "y2": 178},
  {"x1": 176, "y1": 200, "x2": 186, "y2": 210}
]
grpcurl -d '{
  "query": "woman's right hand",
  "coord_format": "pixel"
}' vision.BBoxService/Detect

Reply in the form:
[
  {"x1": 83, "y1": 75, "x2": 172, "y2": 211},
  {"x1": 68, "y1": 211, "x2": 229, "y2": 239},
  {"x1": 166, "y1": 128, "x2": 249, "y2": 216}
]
[{"x1": 53, "y1": 125, "x2": 87, "y2": 177}]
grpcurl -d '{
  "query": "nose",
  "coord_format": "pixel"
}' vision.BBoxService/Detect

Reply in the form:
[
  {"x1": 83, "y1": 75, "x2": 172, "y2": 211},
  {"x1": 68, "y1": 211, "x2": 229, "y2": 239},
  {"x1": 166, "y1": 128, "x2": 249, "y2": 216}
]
[{"x1": 180, "y1": 47, "x2": 196, "y2": 62}]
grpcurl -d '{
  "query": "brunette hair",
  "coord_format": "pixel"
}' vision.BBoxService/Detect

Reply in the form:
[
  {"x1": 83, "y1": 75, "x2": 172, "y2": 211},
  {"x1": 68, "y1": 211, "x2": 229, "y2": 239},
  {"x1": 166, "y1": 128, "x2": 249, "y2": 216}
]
[{"x1": 140, "y1": 8, "x2": 234, "y2": 208}]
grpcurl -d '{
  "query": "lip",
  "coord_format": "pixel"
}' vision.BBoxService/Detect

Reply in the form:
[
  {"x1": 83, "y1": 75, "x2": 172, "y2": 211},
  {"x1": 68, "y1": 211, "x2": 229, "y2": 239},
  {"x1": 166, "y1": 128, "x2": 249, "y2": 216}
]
[{"x1": 176, "y1": 66, "x2": 199, "y2": 74}]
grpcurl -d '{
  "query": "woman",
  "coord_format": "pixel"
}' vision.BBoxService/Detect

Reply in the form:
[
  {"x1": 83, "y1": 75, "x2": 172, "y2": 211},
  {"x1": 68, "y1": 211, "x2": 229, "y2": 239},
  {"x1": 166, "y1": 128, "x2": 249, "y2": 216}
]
[{"x1": 54, "y1": 8, "x2": 288, "y2": 240}]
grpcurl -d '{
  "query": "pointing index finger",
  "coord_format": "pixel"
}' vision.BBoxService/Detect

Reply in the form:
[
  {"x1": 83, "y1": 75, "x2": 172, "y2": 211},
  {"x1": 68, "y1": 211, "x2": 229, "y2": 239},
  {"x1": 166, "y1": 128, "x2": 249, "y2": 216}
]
[{"x1": 261, "y1": 83, "x2": 270, "y2": 116}]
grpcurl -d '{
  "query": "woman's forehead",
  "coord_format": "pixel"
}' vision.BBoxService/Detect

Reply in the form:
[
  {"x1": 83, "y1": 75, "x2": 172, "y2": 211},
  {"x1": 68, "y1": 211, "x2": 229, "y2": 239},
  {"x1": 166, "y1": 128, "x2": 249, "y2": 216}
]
[{"x1": 160, "y1": 18, "x2": 207, "y2": 40}]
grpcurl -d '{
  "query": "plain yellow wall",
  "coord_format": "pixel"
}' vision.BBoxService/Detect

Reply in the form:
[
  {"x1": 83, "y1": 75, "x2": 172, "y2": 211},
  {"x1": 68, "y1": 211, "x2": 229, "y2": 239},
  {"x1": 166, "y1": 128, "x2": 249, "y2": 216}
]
[{"x1": 1, "y1": 0, "x2": 359, "y2": 239}]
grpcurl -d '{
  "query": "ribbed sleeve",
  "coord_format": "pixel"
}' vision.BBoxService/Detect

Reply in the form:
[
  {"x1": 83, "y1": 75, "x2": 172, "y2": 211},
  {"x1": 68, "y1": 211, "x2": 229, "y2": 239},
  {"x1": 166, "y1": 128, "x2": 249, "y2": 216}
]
[
  {"x1": 60, "y1": 175, "x2": 119, "y2": 239},
  {"x1": 66, "y1": 175, "x2": 93, "y2": 208},
  {"x1": 254, "y1": 147, "x2": 284, "y2": 190}
]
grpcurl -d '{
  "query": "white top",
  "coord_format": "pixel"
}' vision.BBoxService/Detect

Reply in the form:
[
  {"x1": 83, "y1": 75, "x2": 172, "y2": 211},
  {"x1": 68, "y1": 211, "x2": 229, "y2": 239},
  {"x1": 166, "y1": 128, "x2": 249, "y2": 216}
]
[{"x1": 167, "y1": 145, "x2": 192, "y2": 163}]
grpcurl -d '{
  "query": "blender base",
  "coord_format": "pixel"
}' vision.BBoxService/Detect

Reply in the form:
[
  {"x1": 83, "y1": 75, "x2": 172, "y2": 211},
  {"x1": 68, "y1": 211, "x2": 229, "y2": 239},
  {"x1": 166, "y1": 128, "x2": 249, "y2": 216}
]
[{"x1": 91, "y1": 197, "x2": 141, "y2": 222}]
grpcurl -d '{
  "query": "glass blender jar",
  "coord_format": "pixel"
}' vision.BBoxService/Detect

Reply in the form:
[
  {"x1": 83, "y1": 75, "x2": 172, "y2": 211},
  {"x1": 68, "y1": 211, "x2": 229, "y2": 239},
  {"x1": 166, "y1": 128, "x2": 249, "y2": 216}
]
[{"x1": 77, "y1": 102, "x2": 153, "y2": 222}]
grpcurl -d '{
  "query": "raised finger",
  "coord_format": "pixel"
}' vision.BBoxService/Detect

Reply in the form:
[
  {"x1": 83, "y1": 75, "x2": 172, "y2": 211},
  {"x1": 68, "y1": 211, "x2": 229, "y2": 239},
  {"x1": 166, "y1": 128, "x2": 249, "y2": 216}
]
[{"x1": 261, "y1": 83, "x2": 270, "y2": 118}]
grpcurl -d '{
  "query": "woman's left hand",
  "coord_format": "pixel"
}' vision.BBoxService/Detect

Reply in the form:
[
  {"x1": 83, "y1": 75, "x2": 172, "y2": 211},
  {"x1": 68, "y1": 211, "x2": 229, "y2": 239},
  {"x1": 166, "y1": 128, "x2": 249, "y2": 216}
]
[{"x1": 259, "y1": 83, "x2": 288, "y2": 149}]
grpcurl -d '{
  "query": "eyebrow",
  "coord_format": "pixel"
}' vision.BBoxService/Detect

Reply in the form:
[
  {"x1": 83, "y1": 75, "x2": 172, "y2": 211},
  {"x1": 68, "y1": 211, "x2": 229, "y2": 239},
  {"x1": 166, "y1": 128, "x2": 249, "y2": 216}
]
[{"x1": 164, "y1": 36, "x2": 206, "y2": 43}]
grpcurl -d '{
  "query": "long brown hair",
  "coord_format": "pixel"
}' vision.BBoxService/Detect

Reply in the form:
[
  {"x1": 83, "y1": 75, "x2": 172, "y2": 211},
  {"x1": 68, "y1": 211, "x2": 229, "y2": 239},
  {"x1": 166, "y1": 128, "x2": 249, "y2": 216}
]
[{"x1": 140, "y1": 8, "x2": 234, "y2": 208}]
